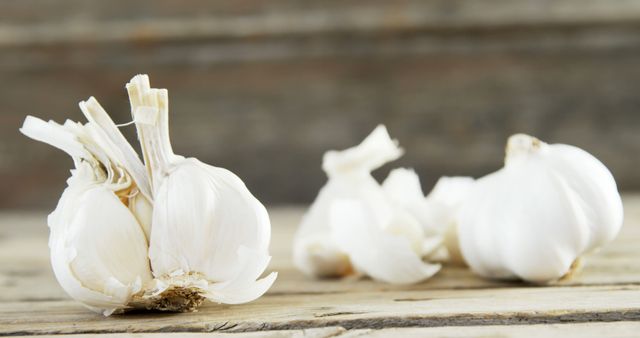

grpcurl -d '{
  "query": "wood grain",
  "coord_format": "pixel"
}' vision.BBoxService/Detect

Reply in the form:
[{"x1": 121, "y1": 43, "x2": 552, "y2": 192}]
[
  {"x1": 2, "y1": 0, "x2": 640, "y2": 209},
  {"x1": 0, "y1": 195, "x2": 639, "y2": 335},
  {"x1": 12, "y1": 322, "x2": 640, "y2": 338},
  {"x1": 4, "y1": 0, "x2": 640, "y2": 46}
]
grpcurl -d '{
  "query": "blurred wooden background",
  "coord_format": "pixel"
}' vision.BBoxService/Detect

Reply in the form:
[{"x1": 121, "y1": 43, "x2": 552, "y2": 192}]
[{"x1": 1, "y1": 0, "x2": 640, "y2": 209}]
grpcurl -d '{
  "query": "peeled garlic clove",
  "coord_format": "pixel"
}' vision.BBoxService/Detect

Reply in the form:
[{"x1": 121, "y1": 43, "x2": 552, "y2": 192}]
[
  {"x1": 457, "y1": 134, "x2": 623, "y2": 283},
  {"x1": 294, "y1": 125, "x2": 441, "y2": 284},
  {"x1": 20, "y1": 117, "x2": 152, "y2": 315},
  {"x1": 127, "y1": 75, "x2": 275, "y2": 307}
]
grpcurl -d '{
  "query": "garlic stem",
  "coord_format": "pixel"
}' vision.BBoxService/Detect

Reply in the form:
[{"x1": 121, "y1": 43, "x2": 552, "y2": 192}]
[{"x1": 127, "y1": 76, "x2": 175, "y2": 192}]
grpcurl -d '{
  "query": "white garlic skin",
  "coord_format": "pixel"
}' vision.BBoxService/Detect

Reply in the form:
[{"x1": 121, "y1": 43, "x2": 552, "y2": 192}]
[
  {"x1": 294, "y1": 125, "x2": 404, "y2": 278},
  {"x1": 383, "y1": 170, "x2": 474, "y2": 264},
  {"x1": 457, "y1": 134, "x2": 623, "y2": 283},
  {"x1": 48, "y1": 164, "x2": 153, "y2": 315},
  {"x1": 293, "y1": 125, "x2": 441, "y2": 284}
]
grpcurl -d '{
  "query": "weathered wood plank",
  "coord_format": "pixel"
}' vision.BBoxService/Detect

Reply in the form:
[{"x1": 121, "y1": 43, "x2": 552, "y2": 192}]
[
  {"x1": 12, "y1": 322, "x2": 640, "y2": 338},
  {"x1": 2, "y1": 1, "x2": 640, "y2": 208},
  {"x1": 4, "y1": 49, "x2": 640, "y2": 208},
  {"x1": 0, "y1": 196, "x2": 639, "y2": 335},
  {"x1": 4, "y1": 0, "x2": 640, "y2": 46},
  {"x1": 1, "y1": 285, "x2": 640, "y2": 335},
  {"x1": 341, "y1": 322, "x2": 640, "y2": 338},
  {"x1": 16, "y1": 327, "x2": 345, "y2": 338}
]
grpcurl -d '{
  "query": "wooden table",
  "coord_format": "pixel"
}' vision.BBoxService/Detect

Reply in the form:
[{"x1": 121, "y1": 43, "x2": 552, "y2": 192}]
[{"x1": 2, "y1": 196, "x2": 640, "y2": 337}]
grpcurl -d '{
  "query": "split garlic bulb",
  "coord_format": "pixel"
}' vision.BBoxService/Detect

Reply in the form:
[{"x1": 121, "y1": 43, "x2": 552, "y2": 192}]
[
  {"x1": 20, "y1": 74, "x2": 275, "y2": 315},
  {"x1": 457, "y1": 134, "x2": 624, "y2": 283},
  {"x1": 293, "y1": 125, "x2": 442, "y2": 284}
]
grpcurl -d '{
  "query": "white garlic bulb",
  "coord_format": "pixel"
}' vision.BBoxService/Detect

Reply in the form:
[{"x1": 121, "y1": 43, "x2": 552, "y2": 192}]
[
  {"x1": 127, "y1": 75, "x2": 276, "y2": 306},
  {"x1": 20, "y1": 108, "x2": 153, "y2": 316},
  {"x1": 20, "y1": 74, "x2": 276, "y2": 315},
  {"x1": 457, "y1": 134, "x2": 624, "y2": 283},
  {"x1": 293, "y1": 125, "x2": 441, "y2": 284}
]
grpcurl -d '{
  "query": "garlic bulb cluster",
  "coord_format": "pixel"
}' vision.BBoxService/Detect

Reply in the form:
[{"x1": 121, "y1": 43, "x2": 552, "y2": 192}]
[
  {"x1": 293, "y1": 126, "x2": 444, "y2": 284},
  {"x1": 456, "y1": 134, "x2": 624, "y2": 283},
  {"x1": 20, "y1": 75, "x2": 275, "y2": 315}
]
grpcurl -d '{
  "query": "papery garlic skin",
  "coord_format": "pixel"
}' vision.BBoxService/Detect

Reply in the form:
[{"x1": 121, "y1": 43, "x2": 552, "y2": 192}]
[
  {"x1": 293, "y1": 125, "x2": 441, "y2": 284},
  {"x1": 382, "y1": 169, "x2": 474, "y2": 263},
  {"x1": 20, "y1": 116, "x2": 153, "y2": 316},
  {"x1": 127, "y1": 75, "x2": 276, "y2": 306},
  {"x1": 457, "y1": 134, "x2": 623, "y2": 283}
]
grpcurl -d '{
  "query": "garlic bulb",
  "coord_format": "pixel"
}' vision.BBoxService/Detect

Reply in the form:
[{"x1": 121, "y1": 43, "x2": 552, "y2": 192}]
[
  {"x1": 457, "y1": 134, "x2": 624, "y2": 283},
  {"x1": 20, "y1": 108, "x2": 153, "y2": 316},
  {"x1": 293, "y1": 125, "x2": 441, "y2": 284},
  {"x1": 20, "y1": 74, "x2": 276, "y2": 315},
  {"x1": 127, "y1": 75, "x2": 276, "y2": 306}
]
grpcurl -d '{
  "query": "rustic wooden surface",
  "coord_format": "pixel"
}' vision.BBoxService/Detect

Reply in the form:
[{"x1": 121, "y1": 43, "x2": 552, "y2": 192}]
[
  {"x1": 2, "y1": 0, "x2": 640, "y2": 209},
  {"x1": 1, "y1": 195, "x2": 639, "y2": 337}
]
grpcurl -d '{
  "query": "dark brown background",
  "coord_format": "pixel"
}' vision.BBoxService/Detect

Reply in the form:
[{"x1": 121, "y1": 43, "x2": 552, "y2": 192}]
[{"x1": 2, "y1": 0, "x2": 640, "y2": 209}]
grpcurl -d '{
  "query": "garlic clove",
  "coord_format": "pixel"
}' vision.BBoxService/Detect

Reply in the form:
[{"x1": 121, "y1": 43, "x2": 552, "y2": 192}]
[
  {"x1": 294, "y1": 126, "x2": 401, "y2": 279},
  {"x1": 21, "y1": 116, "x2": 153, "y2": 315},
  {"x1": 294, "y1": 125, "x2": 443, "y2": 284},
  {"x1": 329, "y1": 200, "x2": 441, "y2": 284},
  {"x1": 381, "y1": 168, "x2": 474, "y2": 264},
  {"x1": 382, "y1": 168, "x2": 426, "y2": 208},
  {"x1": 509, "y1": 136, "x2": 623, "y2": 251},
  {"x1": 148, "y1": 160, "x2": 271, "y2": 282},
  {"x1": 457, "y1": 134, "x2": 623, "y2": 283},
  {"x1": 426, "y1": 176, "x2": 476, "y2": 210},
  {"x1": 127, "y1": 75, "x2": 275, "y2": 306},
  {"x1": 382, "y1": 169, "x2": 474, "y2": 235},
  {"x1": 50, "y1": 177, "x2": 152, "y2": 314},
  {"x1": 78, "y1": 97, "x2": 154, "y2": 239}
]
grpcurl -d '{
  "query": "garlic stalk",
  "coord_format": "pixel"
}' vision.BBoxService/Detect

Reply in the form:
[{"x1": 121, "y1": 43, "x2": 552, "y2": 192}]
[
  {"x1": 127, "y1": 75, "x2": 276, "y2": 307},
  {"x1": 293, "y1": 125, "x2": 441, "y2": 284},
  {"x1": 20, "y1": 109, "x2": 153, "y2": 316},
  {"x1": 457, "y1": 134, "x2": 624, "y2": 283}
]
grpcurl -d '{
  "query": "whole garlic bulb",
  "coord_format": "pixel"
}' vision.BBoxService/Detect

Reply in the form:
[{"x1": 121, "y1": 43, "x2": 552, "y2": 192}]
[
  {"x1": 127, "y1": 75, "x2": 276, "y2": 306},
  {"x1": 293, "y1": 125, "x2": 441, "y2": 284},
  {"x1": 20, "y1": 108, "x2": 153, "y2": 315},
  {"x1": 457, "y1": 134, "x2": 624, "y2": 283}
]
